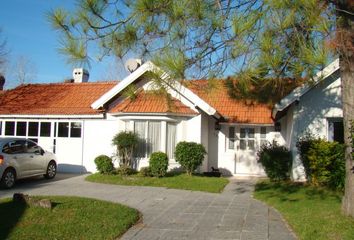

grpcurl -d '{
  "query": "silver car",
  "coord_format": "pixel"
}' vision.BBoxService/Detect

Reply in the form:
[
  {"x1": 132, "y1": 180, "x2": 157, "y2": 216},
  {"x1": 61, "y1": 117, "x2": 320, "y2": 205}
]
[{"x1": 0, "y1": 138, "x2": 57, "y2": 189}]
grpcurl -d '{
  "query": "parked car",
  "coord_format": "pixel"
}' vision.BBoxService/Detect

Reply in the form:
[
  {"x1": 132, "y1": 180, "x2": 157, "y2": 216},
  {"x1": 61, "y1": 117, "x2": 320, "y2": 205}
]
[{"x1": 0, "y1": 138, "x2": 57, "y2": 189}]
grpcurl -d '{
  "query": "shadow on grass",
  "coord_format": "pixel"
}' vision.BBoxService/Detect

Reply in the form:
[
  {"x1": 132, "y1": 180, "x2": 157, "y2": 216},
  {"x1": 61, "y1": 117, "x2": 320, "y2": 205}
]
[
  {"x1": 0, "y1": 200, "x2": 26, "y2": 240},
  {"x1": 255, "y1": 181, "x2": 342, "y2": 202}
]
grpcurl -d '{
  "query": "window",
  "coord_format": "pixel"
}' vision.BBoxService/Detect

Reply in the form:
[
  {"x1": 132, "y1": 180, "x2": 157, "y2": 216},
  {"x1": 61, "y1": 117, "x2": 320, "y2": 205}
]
[
  {"x1": 239, "y1": 128, "x2": 255, "y2": 150},
  {"x1": 3, "y1": 140, "x2": 26, "y2": 154},
  {"x1": 134, "y1": 121, "x2": 146, "y2": 158},
  {"x1": 26, "y1": 140, "x2": 40, "y2": 154},
  {"x1": 5, "y1": 121, "x2": 15, "y2": 136},
  {"x1": 58, "y1": 122, "x2": 69, "y2": 137},
  {"x1": 134, "y1": 121, "x2": 161, "y2": 158},
  {"x1": 70, "y1": 122, "x2": 82, "y2": 138},
  {"x1": 148, "y1": 122, "x2": 161, "y2": 156},
  {"x1": 40, "y1": 122, "x2": 51, "y2": 137},
  {"x1": 228, "y1": 127, "x2": 236, "y2": 149},
  {"x1": 16, "y1": 122, "x2": 27, "y2": 136},
  {"x1": 328, "y1": 118, "x2": 344, "y2": 143},
  {"x1": 0, "y1": 121, "x2": 2, "y2": 136},
  {"x1": 28, "y1": 122, "x2": 39, "y2": 137},
  {"x1": 167, "y1": 123, "x2": 177, "y2": 159},
  {"x1": 260, "y1": 127, "x2": 267, "y2": 147}
]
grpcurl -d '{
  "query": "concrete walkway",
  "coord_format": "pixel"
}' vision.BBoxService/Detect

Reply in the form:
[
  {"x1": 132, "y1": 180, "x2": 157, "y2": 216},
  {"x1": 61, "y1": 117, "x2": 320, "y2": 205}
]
[{"x1": 0, "y1": 174, "x2": 296, "y2": 240}]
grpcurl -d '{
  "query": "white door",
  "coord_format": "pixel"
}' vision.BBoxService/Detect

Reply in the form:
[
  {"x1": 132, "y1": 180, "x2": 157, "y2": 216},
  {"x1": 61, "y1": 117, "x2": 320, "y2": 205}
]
[{"x1": 235, "y1": 127, "x2": 265, "y2": 175}]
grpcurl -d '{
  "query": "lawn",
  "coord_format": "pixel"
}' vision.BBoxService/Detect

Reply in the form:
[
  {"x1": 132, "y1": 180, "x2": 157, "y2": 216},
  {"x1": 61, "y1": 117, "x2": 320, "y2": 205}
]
[
  {"x1": 0, "y1": 196, "x2": 139, "y2": 240},
  {"x1": 86, "y1": 172, "x2": 229, "y2": 193},
  {"x1": 254, "y1": 181, "x2": 354, "y2": 240}
]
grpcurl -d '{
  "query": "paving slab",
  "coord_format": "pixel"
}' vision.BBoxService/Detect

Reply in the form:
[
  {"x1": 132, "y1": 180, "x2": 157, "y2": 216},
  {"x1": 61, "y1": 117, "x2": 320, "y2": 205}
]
[{"x1": 0, "y1": 174, "x2": 297, "y2": 240}]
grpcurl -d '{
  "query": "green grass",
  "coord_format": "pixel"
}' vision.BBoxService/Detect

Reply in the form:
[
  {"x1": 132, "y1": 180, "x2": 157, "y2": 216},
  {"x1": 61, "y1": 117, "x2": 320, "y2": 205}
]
[
  {"x1": 86, "y1": 172, "x2": 229, "y2": 193},
  {"x1": 254, "y1": 181, "x2": 354, "y2": 240},
  {"x1": 0, "y1": 196, "x2": 139, "y2": 240}
]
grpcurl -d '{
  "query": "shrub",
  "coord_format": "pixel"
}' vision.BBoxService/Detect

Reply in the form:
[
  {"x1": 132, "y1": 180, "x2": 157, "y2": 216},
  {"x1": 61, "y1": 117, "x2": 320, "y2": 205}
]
[
  {"x1": 297, "y1": 136, "x2": 345, "y2": 190},
  {"x1": 112, "y1": 131, "x2": 139, "y2": 167},
  {"x1": 175, "y1": 141, "x2": 206, "y2": 175},
  {"x1": 116, "y1": 165, "x2": 136, "y2": 176},
  {"x1": 138, "y1": 167, "x2": 152, "y2": 177},
  {"x1": 149, "y1": 152, "x2": 169, "y2": 177},
  {"x1": 257, "y1": 141, "x2": 292, "y2": 181},
  {"x1": 94, "y1": 155, "x2": 114, "y2": 174}
]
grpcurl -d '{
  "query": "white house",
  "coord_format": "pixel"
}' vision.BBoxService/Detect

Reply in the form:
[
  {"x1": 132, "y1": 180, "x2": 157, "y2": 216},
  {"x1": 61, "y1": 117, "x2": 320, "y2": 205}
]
[{"x1": 0, "y1": 60, "x2": 342, "y2": 179}]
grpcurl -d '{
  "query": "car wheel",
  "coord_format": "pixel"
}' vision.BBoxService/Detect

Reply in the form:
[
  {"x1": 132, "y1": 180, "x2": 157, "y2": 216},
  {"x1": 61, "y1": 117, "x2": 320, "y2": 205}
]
[
  {"x1": 1, "y1": 168, "x2": 16, "y2": 189},
  {"x1": 44, "y1": 161, "x2": 57, "y2": 179}
]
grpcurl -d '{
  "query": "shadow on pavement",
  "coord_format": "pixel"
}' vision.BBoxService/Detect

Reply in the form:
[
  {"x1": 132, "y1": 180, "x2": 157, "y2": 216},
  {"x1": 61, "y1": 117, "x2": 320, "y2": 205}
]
[{"x1": 0, "y1": 173, "x2": 85, "y2": 196}]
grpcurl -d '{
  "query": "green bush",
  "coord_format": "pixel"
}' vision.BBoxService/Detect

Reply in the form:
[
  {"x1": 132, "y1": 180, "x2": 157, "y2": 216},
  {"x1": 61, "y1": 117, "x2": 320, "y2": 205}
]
[
  {"x1": 116, "y1": 165, "x2": 136, "y2": 176},
  {"x1": 257, "y1": 141, "x2": 292, "y2": 181},
  {"x1": 94, "y1": 155, "x2": 114, "y2": 174},
  {"x1": 138, "y1": 167, "x2": 152, "y2": 177},
  {"x1": 149, "y1": 152, "x2": 169, "y2": 177},
  {"x1": 112, "y1": 131, "x2": 139, "y2": 167},
  {"x1": 175, "y1": 141, "x2": 206, "y2": 175},
  {"x1": 297, "y1": 136, "x2": 345, "y2": 190}
]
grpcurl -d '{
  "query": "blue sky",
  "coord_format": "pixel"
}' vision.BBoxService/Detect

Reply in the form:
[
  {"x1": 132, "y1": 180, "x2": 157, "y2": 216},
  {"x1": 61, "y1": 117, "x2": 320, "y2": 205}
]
[{"x1": 0, "y1": 0, "x2": 128, "y2": 88}]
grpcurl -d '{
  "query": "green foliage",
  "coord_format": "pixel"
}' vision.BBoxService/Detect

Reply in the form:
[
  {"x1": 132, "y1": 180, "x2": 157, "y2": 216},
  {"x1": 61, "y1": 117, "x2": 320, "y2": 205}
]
[
  {"x1": 297, "y1": 136, "x2": 345, "y2": 190},
  {"x1": 138, "y1": 167, "x2": 152, "y2": 177},
  {"x1": 116, "y1": 165, "x2": 136, "y2": 176},
  {"x1": 175, "y1": 141, "x2": 206, "y2": 175},
  {"x1": 149, "y1": 152, "x2": 169, "y2": 177},
  {"x1": 112, "y1": 131, "x2": 139, "y2": 167},
  {"x1": 94, "y1": 155, "x2": 114, "y2": 174},
  {"x1": 257, "y1": 141, "x2": 292, "y2": 181}
]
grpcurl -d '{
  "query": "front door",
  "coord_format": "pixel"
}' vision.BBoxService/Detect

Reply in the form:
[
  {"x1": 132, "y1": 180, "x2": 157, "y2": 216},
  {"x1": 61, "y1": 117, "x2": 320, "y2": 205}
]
[{"x1": 235, "y1": 126, "x2": 265, "y2": 175}]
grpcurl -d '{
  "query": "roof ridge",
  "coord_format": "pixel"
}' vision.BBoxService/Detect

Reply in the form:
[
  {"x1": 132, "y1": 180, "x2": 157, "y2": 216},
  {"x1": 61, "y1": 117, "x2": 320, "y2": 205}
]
[{"x1": 15, "y1": 81, "x2": 119, "y2": 87}]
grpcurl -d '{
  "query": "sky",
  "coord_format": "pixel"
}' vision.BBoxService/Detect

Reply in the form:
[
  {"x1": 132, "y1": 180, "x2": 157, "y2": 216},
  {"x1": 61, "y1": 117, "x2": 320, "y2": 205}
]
[{"x1": 0, "y1": 0, "x2": 129, "y2": 89}]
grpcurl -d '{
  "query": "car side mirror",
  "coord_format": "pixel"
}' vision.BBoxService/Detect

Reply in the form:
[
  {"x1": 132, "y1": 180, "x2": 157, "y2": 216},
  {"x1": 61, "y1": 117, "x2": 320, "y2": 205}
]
[{"x1": 35, "y1": 148, "x2": 45, "y2": 155}]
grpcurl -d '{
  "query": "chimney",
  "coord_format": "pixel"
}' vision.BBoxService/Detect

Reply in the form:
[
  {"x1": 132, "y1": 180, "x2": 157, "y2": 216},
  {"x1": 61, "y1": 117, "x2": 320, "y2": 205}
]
[
  {"x1": 73, "y1": 68, "x2": 89, "y2": 83},
  {"x1": 0, "y1": 74, "x2": 5, "y2": 90}
]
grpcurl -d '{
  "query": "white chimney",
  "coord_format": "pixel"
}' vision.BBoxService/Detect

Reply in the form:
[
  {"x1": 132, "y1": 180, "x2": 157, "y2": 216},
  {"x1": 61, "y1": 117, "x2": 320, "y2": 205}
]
[{"x1": 73, "y1": 68, "x2": 89, "y2": 83}]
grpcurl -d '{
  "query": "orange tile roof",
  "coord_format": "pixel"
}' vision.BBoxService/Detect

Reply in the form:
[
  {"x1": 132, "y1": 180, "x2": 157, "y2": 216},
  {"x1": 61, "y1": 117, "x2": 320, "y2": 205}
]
[
  {"x1": 0, "y1": 82, "x2": 117, "y2": 115},
  {"x1": 109, "y1": 91, "x2": 197, "y2": 115},
  {"x1": 185, "y1": 80, "x2": 274, "y2": 124}
]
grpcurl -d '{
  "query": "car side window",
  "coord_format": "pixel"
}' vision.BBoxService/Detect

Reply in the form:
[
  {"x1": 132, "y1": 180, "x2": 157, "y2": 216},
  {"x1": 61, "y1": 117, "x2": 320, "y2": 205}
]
[
  {"x1": 2, "y1": 143, "x2": 13, "y2": 154},
  {"x1": 3, "y1": 140, "x2": 26, "y2": 154},
  {"x1": 26, "y1": 140, "x2": 40, "y2": 154}
]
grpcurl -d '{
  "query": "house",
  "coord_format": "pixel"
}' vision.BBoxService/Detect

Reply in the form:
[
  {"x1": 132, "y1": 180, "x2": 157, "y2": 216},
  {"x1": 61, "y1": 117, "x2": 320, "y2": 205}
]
[{"x1": 0, "y1": 59, "x2": 342, "y2": 179}]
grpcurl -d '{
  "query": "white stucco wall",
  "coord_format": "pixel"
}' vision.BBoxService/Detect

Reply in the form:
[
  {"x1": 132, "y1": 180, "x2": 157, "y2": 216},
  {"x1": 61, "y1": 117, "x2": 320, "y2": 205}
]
[
  {"x1": 82, "y1": 119, "x2": 121, "y2": 172},
  {"x1": 285, "y1": 72, "x2": 342, "y2": 180}
]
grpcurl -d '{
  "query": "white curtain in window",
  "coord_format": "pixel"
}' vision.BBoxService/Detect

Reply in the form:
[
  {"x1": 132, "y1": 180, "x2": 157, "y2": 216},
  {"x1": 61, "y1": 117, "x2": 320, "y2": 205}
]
[
  {"x1": 134, "y1": 121, "x2": 146, "y2": 158},
  {"x1": 147, "y1": 122, "x2": 161, "y2": 156},
  {"x1": 167, "y1": 123, "x2": 177, "y2": 159}
]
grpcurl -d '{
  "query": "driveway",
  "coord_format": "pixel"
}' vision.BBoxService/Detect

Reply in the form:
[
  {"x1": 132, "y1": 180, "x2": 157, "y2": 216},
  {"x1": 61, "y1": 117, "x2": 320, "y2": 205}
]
[{"x1": 0, "y1": 174, "x2": 296, "y2": 240}]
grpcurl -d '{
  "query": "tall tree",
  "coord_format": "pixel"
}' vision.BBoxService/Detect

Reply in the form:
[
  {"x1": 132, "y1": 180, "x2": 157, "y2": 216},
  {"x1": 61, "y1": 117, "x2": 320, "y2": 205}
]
[
  {"x1": 11, "y1": 55, "x2": 37, "y2": 85},
  {"x1": 49, "y1": 0, "x2": 354, "y2": 216}
]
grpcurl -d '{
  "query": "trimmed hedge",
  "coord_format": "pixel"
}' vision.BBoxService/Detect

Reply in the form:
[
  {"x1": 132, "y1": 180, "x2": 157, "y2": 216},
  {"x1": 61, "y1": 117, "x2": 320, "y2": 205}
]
[
  {"x1": 175, "y1": 141, "x2": 206, "y2": 175},
  {"x1": 149, "y1": 152, "x2": 169, "y2": 177},
  {"x1": 94, "y1": 155, "x2": 114, "y2": 174},
  {"x1": 257, "y1": 141, "x2": 292, "y2": 181},
  {"x1": 297, "y1": 135, "x2": 345, "y2": 190}
]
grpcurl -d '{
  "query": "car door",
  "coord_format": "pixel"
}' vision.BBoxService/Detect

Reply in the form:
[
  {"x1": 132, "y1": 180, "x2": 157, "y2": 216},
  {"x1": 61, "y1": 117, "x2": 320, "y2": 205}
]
[
  {"x1": 24, "y1": 140, "x2": 47, "y2": 174},
  {"x1": 5, "y1": 140, "x2": 32, "y2": 177}
]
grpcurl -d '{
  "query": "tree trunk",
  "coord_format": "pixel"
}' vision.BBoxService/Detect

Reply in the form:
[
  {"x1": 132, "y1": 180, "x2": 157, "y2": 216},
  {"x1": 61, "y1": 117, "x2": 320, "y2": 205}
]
[{"x1": 338, "y1": 1, "x2": 354, "y2": 217}]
